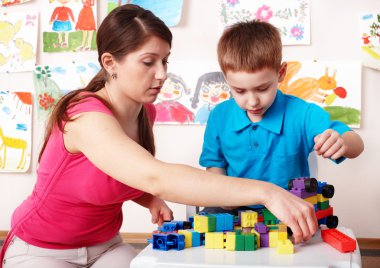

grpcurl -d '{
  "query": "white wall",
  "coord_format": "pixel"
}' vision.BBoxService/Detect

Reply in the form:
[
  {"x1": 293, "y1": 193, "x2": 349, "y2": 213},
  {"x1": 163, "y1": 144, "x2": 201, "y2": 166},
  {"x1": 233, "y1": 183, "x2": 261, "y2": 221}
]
[{"x1": 0, "y1": 0, "x2": 379, "y2": 238}]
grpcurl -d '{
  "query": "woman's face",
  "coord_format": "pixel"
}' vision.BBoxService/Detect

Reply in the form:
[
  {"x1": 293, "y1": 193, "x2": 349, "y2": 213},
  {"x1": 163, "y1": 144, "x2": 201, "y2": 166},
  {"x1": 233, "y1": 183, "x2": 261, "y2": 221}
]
[{"x1": 114, "y1": 36, "x2": 171, "y2": 104}]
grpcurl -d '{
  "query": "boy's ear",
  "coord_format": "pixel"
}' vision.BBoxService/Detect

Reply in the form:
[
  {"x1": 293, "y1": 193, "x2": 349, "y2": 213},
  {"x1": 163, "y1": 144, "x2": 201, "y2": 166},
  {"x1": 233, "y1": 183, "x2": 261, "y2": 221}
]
[
  {"x1": 101, "y1": 52, "x2": 116, "y2": 75},
  {"x1": 278, "y1": 62, "x2": 287, "y2": 83}
]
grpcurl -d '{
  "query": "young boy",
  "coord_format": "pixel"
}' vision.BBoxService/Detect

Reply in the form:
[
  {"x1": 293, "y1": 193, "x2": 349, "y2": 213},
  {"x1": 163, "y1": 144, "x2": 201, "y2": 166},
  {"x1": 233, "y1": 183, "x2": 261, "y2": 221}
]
[{"x1": 199, "y1": 20, "x2": 364, "y2": 214}]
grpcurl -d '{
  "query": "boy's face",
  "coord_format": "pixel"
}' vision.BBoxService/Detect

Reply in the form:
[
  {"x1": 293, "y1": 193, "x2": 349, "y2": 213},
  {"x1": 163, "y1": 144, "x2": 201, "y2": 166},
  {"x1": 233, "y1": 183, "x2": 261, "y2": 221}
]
[{"x1": 224, "y1": 63, "x2": 286, "y2": 122}]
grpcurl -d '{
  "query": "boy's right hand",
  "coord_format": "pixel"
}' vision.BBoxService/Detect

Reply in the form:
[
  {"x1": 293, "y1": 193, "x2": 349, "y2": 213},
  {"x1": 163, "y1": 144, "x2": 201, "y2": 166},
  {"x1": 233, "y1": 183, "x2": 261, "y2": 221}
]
[{"x1": 263, "y1": 185, "x2": 318, "y2": 244}]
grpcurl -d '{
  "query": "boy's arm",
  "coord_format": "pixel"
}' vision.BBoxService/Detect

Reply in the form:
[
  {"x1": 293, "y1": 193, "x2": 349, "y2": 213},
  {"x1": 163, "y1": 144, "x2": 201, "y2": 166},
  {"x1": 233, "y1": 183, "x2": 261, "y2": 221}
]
[{"x1": 341, "y1": 131, "x2": 364, "y2": 158}]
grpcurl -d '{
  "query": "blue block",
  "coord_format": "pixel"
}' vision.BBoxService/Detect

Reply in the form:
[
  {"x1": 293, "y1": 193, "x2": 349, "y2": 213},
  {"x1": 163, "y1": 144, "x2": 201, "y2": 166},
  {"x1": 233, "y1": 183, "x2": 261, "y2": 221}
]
[{"x1": 190, "y1": 230, "x2": 201, "y2": 247}]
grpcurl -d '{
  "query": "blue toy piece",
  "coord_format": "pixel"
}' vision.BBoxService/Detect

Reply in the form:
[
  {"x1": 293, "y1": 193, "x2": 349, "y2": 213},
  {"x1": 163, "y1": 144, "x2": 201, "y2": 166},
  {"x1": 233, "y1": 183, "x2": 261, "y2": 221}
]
[
  {"x1": 317, "y1": 181, "x2": 335, "y2": 198},
  {"x1": 158, "y1": 220, "x2": 192, "y2": 232},
  {"x1": 151, "y1": 233, "x2": 185, "y2": 251}
]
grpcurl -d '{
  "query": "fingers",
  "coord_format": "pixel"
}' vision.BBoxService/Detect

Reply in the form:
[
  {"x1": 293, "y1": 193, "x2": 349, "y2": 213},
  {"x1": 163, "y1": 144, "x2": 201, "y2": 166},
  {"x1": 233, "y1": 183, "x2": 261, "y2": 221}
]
[{"x1": 314, "y1": 130, "x2": 345, "y2": 158}]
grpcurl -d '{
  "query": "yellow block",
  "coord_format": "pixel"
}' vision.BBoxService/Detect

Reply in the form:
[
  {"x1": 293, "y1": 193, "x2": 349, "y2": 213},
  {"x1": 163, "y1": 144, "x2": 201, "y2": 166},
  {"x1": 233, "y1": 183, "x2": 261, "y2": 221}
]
[
  {"x1": 194, "y1": 215, "x2": 208, "y2": 233},
  {"x1": 305, "y1": 195, "x2": 317, "y2": 205},
  {"x1": 317, "y1": 193, "x2": 329, "y2": 202},
  {"x1": 278, "y1": 231, "x2": 287, "y2": 241},
  {"x1": 269, "y1": 230, "x2": 278, "y2": 248},
  {"x1": 205, "y1": 232, "x2": 224, "y2": 249},
  {"x1": 251, "y1": 229, "x2": 261, "y2": 248},
  {"x1": 241, "y1": 211, "x2": 258, "y2": 227},
  {"x1": 178, "y1": 230, "x2": 192, "y2": 248},
  {"x1": 225, "y1": 232, "x2": 236, "y2": 251},
  {"x1": 277, "y1": 239, "x2": 294, "y2": 254}
]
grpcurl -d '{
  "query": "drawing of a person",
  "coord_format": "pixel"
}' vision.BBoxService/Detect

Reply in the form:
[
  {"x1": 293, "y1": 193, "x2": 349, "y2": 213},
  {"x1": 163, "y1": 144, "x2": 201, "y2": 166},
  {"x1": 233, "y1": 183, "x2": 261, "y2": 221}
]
[
  {"x1": 155, "y1": 73, "x2": 194, "y2": 124},
  {"x1": 76, "y1": 0, "x2": 96, "y2": 51},
  {"x1": 362, "y1": 33, "x2": 374, "y2": 48},
  {"x1": 191, "y1": 72, "x2": 230, "y2": 124},
  {"x1": 49, "y1": 0, "x2": 75, "y2": 48}
]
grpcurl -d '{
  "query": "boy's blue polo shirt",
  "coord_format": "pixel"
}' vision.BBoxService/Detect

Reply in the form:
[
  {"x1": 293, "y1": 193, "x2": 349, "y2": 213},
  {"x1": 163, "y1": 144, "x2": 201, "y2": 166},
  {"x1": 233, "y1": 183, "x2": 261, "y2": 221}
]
[{"x1": 200, "y1": 90, "x2": 351, "y2": 189}]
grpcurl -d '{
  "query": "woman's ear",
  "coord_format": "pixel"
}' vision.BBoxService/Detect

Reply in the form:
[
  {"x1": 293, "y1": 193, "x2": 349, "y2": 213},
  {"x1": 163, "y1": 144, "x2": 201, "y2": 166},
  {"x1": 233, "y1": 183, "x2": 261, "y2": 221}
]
[
  {"x1": 101, "y1": 52, "x2": 116, "y2": 75},
  {"x1": 278, "y1": 62, "x2": 287, "y2": 83}
]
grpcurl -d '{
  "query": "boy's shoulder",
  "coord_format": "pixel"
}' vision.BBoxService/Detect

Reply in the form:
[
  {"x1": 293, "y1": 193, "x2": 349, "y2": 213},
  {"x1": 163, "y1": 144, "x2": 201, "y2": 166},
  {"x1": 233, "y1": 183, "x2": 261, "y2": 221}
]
[{"x1": 213, "y1": 98, "x2": 236, "y2": 112}]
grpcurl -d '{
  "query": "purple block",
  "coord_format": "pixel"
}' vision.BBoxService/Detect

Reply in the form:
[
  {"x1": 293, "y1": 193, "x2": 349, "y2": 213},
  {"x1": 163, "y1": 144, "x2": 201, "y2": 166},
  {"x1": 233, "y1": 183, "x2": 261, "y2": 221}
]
[
  {"x1": 254, "y1": 222, "x2": 269, "y2": 234},
  {"x1": 290, "y1": 188, "x2": 316, "y2": 199},
  {"x1": 260, "y1": 233, "x2": 269, "y2": 247},
  {"x1": 293, "y1": 178, "x2": 307, "y2": 189}
]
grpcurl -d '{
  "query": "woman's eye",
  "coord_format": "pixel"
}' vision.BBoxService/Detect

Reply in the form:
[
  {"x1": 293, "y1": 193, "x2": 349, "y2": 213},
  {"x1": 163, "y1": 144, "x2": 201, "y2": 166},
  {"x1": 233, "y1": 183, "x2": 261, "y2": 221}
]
[
  {"x1": 143, "y1": 61, "x2": 154, "y2": 66},
  {"x1": 163, "y1": 60, "x2": 169, "y2": 65}
]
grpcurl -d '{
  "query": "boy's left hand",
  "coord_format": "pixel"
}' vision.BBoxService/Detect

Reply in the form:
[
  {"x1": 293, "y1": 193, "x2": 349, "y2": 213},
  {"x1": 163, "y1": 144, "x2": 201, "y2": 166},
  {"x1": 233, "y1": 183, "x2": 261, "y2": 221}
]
[{"x1": 314, "y1": 129, "x2": 347, "y2": 160}]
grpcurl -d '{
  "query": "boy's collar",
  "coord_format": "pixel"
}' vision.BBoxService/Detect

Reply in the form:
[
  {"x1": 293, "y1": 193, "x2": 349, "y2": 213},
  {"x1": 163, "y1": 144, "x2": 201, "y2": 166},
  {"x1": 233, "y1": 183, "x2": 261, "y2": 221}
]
[{"x1": 230, "y1": 90, "x2": 284, "y2": 134}]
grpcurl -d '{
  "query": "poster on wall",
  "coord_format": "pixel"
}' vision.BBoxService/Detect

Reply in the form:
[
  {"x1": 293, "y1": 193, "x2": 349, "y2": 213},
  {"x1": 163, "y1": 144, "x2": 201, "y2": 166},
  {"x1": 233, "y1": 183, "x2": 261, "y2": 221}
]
[
  {"x1": 219, "y1": 0, "x2": 310, "y2": 45},
  {"x1": 33, "y1": 61, "x2": 100, "y2": 121},
  {"x1": 43, "y1": 0, "x2": 97, "y2": 52},
  {"x1": 360, "y1": 13, "x2": 380, "y2": 71},
  {"x1": 278, "y1": 60, "x2": 361, "y2": 128},
  {"x1": 0, "y1": 12, "x2": 38, "y2": 73},
  {"x1": 0, "y1": 91, "x2": 32, "y2": 173},
  {"x1": 0, "y1": 0, "x2": 32, "y2": 7},
  {"x1": 107, "y1": 0, "x2": 183, "y2": 27},
  {"x1": 154, "y1": 61, "x2": 231, "y2": 125}
]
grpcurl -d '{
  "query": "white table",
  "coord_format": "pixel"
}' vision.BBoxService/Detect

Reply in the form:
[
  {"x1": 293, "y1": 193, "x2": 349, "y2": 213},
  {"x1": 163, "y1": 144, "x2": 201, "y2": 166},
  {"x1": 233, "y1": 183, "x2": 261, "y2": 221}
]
[{"x1": 130, "y1": 227, "x2": 361, "y2": 268}]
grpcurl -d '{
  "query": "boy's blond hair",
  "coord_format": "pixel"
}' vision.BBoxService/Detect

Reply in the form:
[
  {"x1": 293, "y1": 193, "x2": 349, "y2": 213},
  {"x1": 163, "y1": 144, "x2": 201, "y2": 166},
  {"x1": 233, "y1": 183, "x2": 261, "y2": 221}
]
[{"x1": 217, "y1": 20, "x2": 282, "y2": 73}]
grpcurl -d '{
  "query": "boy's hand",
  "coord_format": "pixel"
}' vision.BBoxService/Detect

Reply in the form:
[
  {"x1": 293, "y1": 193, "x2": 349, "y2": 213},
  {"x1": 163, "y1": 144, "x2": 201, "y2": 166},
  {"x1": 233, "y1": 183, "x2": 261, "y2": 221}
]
[
  {"x1": 314, "y1": 129, "x2": 347, "y2": 160},
  {"x1": 148, "y1": 197, "x2": 173, "y2": 226}
]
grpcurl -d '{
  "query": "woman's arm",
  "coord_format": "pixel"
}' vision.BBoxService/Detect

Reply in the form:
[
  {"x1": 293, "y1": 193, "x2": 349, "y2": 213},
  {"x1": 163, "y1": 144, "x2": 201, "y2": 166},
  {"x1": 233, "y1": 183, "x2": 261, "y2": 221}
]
[{"x1": 65, "y1": 112, "x2": 318, "y2": 243}]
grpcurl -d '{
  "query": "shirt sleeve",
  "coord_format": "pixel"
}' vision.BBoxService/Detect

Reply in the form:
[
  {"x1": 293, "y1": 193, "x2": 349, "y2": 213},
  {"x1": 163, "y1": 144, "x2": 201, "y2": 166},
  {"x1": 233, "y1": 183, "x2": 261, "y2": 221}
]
[
  {"x1": 199, "y1": 108, "x2": 227, "y2": 168},
  {"x1": 305, "y1": 103, "x2": 351, "y2": 163}
]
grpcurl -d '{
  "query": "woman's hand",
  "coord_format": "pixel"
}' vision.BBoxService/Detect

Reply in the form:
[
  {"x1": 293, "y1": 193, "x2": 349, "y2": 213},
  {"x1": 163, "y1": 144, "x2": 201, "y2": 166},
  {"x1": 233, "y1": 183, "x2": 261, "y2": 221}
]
[
  {"x1": 133, "y1": 193, "x2": 173, "y2": 226},
  {"x1": 263, "y1": 185, "x2": 318, "y2": 244}
]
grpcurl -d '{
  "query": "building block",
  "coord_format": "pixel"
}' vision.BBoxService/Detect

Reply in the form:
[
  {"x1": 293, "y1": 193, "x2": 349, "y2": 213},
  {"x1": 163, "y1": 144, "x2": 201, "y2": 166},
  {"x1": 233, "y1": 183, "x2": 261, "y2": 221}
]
[
  {"x1": 205, "y1": 232, "x2": 224, "y2": 249},
  {"x1": 152, "y1": 233, "x2": 185, "y2": 251},
  {"x1": 178, "y1": 230, "x2": 192, "y2": 248},
  {"x1": 315, "y1": 206, "x2": 333, "y2": 220},
  {"x1": 194, "y1": 215, "x2": 208, "y2": 233},
  {"x1": 317, "y1": 193, "x2": 329, "y2": 203},
  {"x1": 241, "y1": 211, "x2": 258, "y2": 227},
  {"x1": 269, "y1": 230, "x2": 278, "y2": 248},
  {"x1": 277, "y1": 239, "x2": 294, "y2": 254},
  {"x1": 225, "y1": 232, "x2": 236, "y2": 251},
  {"x1": 235, "y1": 233, "x2": 245, "y2": 251},
  {"x1": 321, "y1": 229, "x2": 356, "y2": 253},
  {"x1": 305, "y1": 195, "x2": 318, "y2": 205},
  {"x1": 255, "y1": 222, "x2": 269, "y2": 234},
  {"x1": 251, "y1": 229, "x2": 261, "y2": 248},
  {"x1": 189, "y1": 230, "x2": 201, "y2": 247},
  {"x1": 288, "y1": 177, "x2": 318, "y2": 192},
  {"x1": 317, "y1": 181, "x2": 335, "y2": 198},
  {"x1": 244, "y1": 233, "x2": 257, "y2": 251},
  {"x1": 318, "y1": 200, "x2": 330, "y2": 210}
]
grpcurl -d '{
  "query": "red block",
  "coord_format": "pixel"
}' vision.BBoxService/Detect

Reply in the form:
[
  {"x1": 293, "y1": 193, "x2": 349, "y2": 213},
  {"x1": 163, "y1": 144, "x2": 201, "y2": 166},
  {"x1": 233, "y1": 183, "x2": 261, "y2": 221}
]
[
  {"x1": 321, "y1": 228, "x2": 356, "y2": 253},
  {"x1": 316, "y1": 206, "x2": 333, "y2": 220}
]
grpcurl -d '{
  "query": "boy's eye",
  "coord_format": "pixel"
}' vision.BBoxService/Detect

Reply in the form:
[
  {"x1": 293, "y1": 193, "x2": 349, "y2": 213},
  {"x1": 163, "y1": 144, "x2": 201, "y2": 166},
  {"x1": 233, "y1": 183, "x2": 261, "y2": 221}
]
[{"x1": 258, "y1": 87, "x2": 269, "y2": 91}]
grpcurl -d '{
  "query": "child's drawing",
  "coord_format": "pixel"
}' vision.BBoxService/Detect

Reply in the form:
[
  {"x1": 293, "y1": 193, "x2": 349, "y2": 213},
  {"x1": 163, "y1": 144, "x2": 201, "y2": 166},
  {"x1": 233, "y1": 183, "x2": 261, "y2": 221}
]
[
  {"x1": 0, "y1": 91, "x2": 32, "y2": 172},
  {"x1": 191, "y1": 72, "x2": 230, "y2": 124},
  {"x1": 33, "y1": 61, "x2": 100, "y2": 121},
  {"x1": 107, "y1": 0, "x2": 183, "y2": 27},
  {"x1": 44, "y1": 0, "x2": 97, "y2": 52},
  {"x1": 155, "y1": 73, "x2": 194, "y2": 124},
  {"x1": 278, "y1": 60, "x2": 361, "y2": 128},
  {"x1": 219, "y1": 0, "x2": 310, "y2": 45},
  {"x1": 360, "y1": 13, "x2": 380, "y2": 70},
  {"x1": 0, "y1": 0, "x2": 31, "y2": 6},
  {"x1": 0, "y1": 12, "x2": 38, "y2": 73}
]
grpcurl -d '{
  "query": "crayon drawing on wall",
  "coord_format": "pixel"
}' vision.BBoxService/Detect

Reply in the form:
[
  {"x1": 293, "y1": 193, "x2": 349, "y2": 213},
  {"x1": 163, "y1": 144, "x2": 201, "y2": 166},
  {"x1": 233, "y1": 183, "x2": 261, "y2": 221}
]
[
  {"x1": 43, "y1": 0, "x2": 97, "y2": 52},
  {"x1": 107, "y1": 0, "x2": 183, "y2": 27},
  {"x1": 278, "y1": 60, "x2": 361, "y2": 128},
  {"x1": 0, "y1": 0, "x2": 31, "y2": 7},
  {"x1": 33, "y1": 61, "x2": 100, "y2": 121},
  {"x1": 360, "y1": 13, "x2": 380, "y2": 71},
  {"x1": 219, "y1": 0, "x2": 310, "y2": 45},
  {"x1": 154, "y1": 61, "x2": 231, "y2": 125},
  {"x1": 0, "y1": 91, "x2": 32, "y2": 172},
  {"x1": 0, "y1": 12, "x2": 38, "y2": 73}
]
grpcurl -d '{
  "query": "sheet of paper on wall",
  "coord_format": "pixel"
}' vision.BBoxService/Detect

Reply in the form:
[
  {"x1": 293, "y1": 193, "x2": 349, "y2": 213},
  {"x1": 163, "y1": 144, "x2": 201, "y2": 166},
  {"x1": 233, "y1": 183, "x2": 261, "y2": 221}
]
[
  {"x1": 153, "y1": 60, "x2": 231, "y2": 125},
  {"x1": 0, "y1": 91, "x2": 32, "y2": 172},
  {"x1": 43, "y1": 0, "x2": 97, "y2": 52},
  {"x1": 360, "y1": 13, "x2": 380, "y2": 71},
  {"x1": 219, "y1": 0, "x2": 310, "y2": 45},
  {"x1": 0, "y1": 12, "x2": 38, "y2": 73},
  {"x1": 107, "y1": 0, "x2": 183, "y2": 27},
  {"x1": 33, "y1": 61, "x2": 100, "y2": 121},
  {"x1": 0, "y1": 0, "x2": 32, "y2": 7},
  {"x1": 278, "y1": 60, "x2": 361, "y2": 128}
]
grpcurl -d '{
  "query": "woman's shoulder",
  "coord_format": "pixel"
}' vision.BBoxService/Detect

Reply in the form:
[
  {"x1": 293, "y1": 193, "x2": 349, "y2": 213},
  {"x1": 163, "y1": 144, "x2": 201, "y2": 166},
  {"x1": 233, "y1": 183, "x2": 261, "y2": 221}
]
[{"x1": 67, "y1": 93, "x2": 113, "y2": 118}]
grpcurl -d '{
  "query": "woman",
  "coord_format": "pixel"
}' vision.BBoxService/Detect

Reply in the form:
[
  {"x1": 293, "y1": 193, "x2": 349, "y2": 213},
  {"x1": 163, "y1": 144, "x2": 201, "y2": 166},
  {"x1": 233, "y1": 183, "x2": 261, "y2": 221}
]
[{"x1": 1, "y1": 4, "x2": 318, "y2": 268}]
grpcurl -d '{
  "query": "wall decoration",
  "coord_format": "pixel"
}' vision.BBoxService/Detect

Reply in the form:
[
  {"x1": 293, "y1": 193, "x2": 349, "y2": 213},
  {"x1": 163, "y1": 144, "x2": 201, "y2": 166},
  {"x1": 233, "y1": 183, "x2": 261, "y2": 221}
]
[
  {"x1": 0, "y1": 91, "x2": 32, "y2": 172},
  {"x1": 0, "y1": 0, "x2": 32, "y2": 7},
  {"x1": 107, "y1": 0, "x2": 183, "y2": 27},
  {"x1": 154, "y1": 61, "x2": 231, "y2": 125},
  {"x1": 219, "y1": 0, "x2": 310, "y2": 45},
  {"x1": 43, "y1": 0, "x2": 97, "y2": 52},
  {"x1": 33, "y1": 61, "x2": 100, "y2": 121},
  {"x1": 360, "y1": 13, "x2": 380, "y2": 70},
  {"x1": 0, "y1": 12, "x2": 38, "y2": 73},
  {"x1": 278, "y1": 60, "x2": 361, "y2": 128}
]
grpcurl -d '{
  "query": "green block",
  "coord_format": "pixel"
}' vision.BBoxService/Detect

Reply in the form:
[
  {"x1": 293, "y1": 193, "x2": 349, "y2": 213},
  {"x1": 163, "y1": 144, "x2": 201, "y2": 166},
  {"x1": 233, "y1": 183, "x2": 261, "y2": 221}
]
[
  {"x1": 263, "y1": 209, "x2": 277, "y2": 221},
  {"x1": 235, "y1": 234, "x2": 245, "y2": 251},
  {"x1": 244, "y1": 234, "x2": 257, "y2": 251},
  {"x1": 207, "y1": 215, "x2": 216, "y2": 232},
  {"x1": 318, "y1": 200, "x2": 330, "y2": 210},
  {"x1": 268, "y1": 225, "x2": 279, "y2": 230}
]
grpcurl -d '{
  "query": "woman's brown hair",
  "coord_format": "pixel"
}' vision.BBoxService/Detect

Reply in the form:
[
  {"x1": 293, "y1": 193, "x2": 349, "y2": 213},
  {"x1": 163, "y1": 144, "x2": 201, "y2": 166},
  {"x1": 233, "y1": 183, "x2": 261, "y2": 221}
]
[{"x1": 39, "y1": 4, "x2": 172, "y2": 161}]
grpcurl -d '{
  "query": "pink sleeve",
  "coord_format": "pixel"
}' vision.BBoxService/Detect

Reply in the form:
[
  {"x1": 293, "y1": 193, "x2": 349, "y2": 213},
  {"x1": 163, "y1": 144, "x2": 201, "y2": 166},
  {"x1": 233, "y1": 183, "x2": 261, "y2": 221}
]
[
  {"x1": 144, "y1": 103, "x2": 156, "y2": 126},
  {"x1": 67, "y1": 96, "x2": 113, "y2": 118}
]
